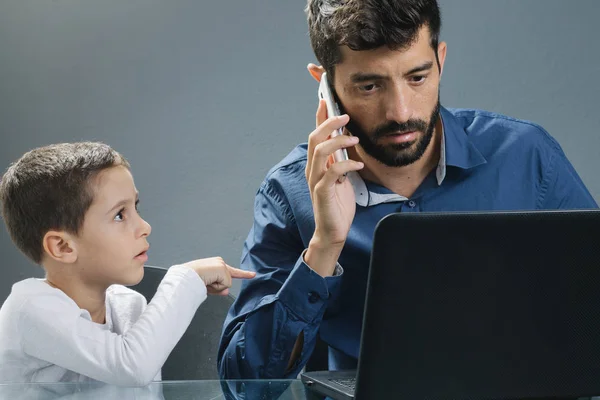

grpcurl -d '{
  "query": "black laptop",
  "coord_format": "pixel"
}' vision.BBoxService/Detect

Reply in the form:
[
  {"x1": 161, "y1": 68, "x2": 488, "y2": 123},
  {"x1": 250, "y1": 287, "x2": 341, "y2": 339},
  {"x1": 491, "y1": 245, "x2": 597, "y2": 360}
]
[{"x1": 302, "y1": 210, "x2": 600, "y2": 400}]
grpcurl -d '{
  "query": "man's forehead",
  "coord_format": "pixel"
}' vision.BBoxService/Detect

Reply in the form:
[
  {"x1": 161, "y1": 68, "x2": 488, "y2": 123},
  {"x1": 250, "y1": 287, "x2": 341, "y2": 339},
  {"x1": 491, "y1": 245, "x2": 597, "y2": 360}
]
[{"x1": 334, "y1": 25, "x2": 434, "y2": 75}]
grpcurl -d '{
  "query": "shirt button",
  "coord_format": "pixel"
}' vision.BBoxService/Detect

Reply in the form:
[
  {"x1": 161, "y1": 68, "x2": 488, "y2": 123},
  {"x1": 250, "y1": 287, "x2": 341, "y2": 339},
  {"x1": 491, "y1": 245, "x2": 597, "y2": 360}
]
[
  {"x1": 308, "y1": 291, "x2": 320, "y2": 304},
  {"x1": 408, "y1": 200, "x2": 416, "y2": 208}
]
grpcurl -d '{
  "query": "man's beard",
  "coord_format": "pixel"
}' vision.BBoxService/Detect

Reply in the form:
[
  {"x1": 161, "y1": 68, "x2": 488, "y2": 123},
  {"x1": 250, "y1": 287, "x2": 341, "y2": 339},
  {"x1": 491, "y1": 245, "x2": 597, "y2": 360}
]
[{"x1": 342, "y1": 99, "x2": 441, "y2": 167}]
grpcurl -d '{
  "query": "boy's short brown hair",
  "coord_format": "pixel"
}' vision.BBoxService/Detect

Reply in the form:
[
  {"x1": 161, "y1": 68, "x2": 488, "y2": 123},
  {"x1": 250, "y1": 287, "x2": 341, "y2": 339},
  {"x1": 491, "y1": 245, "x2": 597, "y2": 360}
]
[{"x1": 0, "y1": 142, "x2": 130, "y2": 264}]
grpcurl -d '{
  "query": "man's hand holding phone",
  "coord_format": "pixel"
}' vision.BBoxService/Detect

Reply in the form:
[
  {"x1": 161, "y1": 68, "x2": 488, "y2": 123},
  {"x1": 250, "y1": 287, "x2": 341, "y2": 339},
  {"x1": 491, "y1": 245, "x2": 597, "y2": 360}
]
[
  {"x1": 318, "y1": 73, "x2": 350, "y2": 167},
  {"x1": 304, "y1": 70, "x2": 364, "y2": 278}
]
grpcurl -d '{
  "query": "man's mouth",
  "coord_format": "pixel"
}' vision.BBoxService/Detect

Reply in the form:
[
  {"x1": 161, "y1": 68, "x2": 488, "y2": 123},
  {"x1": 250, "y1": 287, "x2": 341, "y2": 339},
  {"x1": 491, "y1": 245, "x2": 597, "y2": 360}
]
[{"x1": 380, "y1": 130, "x2": 418, "y2": 144}]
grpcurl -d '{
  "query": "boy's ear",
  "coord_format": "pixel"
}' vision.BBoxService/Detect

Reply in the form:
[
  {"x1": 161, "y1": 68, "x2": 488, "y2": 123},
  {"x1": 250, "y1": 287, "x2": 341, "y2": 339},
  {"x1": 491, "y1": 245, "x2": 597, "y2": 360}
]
[{"x1": 42, "y1": 231, "x2": 78, "y2": 264}]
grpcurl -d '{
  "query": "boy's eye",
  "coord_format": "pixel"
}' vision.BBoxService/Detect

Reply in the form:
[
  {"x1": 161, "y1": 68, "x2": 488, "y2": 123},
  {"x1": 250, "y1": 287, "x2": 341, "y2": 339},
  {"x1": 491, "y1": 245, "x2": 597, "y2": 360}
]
[{"x1": 114, "y1": 209, "x2": 125, "y2": 221}]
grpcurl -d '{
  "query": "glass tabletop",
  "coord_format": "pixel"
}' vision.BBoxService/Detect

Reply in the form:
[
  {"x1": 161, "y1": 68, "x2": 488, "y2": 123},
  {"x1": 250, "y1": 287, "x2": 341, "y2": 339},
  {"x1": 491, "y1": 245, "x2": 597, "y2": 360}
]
[{"x1": 0, "y1": 380, "x2": 312, "y2": 400}]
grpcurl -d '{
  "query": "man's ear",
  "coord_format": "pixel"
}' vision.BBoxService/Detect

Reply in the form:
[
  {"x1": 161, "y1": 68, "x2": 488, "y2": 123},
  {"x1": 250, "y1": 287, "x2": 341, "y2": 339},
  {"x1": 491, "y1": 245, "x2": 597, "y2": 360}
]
[
  {"x1": 42, "y1": 230, "x2": 78, "y2": 264},
  {"x1": 437, "y1": 41, "x2": 447, "y2": 78},
  {"x1": 307, "y1": 63, "x2": 325, "y2": 82}
]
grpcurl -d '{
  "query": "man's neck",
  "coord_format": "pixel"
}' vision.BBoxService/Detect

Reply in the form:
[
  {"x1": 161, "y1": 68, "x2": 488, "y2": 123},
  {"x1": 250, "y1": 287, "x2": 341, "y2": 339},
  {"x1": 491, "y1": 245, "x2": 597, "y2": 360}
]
[
  {"x1": 352, "y1": 120, "x2": 443, "y2": 198},
  {"x1": 44, "y1": 264, "x2": 108, "y2": 324}
]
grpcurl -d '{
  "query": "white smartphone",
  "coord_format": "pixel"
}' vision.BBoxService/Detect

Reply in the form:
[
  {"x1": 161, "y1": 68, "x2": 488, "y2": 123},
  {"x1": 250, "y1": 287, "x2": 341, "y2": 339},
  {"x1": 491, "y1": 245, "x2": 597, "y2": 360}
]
[{"x1": 318, "y1": 72, "x2": 349, "y2": 163}]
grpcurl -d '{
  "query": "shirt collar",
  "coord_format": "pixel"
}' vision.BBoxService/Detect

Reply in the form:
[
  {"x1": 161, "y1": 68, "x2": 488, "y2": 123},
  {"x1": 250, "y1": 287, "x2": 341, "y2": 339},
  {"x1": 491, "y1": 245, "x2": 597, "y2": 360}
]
[
  {"x1": 351, "y1": 106, "x2": 487, "y2": 207},
  {"x1": 440, "y1": 106, "x2": 487, "y2": 170}
]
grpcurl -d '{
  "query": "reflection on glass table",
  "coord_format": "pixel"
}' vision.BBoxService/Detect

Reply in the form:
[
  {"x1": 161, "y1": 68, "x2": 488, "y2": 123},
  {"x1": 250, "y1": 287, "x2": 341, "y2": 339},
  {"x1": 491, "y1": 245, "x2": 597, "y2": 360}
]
[{"x1": 0, "y1": 380, "x2": 313, "y2": 400}]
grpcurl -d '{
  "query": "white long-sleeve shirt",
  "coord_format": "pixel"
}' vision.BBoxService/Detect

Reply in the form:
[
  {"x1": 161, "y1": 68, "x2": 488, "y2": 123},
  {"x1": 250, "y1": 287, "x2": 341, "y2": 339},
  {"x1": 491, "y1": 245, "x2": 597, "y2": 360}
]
[{"x1": 0, "y1": 265, "x2": 207, "y2": 387}]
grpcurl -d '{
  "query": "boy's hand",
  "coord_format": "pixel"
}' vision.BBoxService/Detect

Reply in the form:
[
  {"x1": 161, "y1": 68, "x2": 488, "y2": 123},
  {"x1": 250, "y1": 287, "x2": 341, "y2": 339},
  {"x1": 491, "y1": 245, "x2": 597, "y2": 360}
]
[{"x1": 182, "y1": 257, "x2": 256, "y2": 295}]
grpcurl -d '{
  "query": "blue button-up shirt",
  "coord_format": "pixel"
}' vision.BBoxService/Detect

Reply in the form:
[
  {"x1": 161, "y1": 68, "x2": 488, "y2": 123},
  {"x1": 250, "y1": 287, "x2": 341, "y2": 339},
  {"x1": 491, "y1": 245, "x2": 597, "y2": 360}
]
[{"x1": 218, "y1": 107, "x2": 598, "y2": 379}]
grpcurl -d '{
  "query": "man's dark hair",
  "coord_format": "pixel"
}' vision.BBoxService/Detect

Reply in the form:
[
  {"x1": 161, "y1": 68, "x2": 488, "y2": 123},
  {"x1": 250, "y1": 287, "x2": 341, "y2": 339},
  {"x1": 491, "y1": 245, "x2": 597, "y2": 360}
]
[
  {"x1": 306, "y1": 0, "x2": 441, "y2": 81},
  {"x1": 0, "y1": 142, "x2": 130, "y2": 264}
]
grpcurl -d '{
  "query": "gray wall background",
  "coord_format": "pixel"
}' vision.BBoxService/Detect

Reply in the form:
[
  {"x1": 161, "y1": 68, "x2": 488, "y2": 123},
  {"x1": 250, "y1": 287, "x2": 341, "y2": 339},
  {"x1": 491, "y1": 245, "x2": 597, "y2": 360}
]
[{"x1": 0, "y1": 0, "x2": 598, "y2": 301}]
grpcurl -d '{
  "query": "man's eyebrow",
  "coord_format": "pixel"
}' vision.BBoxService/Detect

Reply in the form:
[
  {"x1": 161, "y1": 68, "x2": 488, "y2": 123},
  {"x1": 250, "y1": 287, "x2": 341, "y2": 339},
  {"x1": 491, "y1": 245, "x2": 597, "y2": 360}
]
[
  {"x1": 349, "y1": 73, "x2": 388, "y2": 83},
  {"x1": 405, "y1": 61, "x2": 434, "y2": 76},
  {"x1": 348, "y1": 61, "x2": 434, "y2": 83}
]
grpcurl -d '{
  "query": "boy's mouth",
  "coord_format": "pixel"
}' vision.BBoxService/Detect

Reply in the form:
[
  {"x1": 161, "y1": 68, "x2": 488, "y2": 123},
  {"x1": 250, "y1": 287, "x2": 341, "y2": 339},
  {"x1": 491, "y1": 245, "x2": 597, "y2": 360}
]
[{"x1": 134, "y1": 246, "x2": 149, "y2": 261}]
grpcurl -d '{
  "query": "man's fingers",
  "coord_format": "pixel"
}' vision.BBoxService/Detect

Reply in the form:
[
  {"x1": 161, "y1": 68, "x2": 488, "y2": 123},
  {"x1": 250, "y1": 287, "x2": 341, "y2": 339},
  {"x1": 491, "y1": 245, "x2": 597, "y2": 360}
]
[
  {"x1": 316, "y1": 160, "x2": 364, "y2": 191},
  {"x1": 309, "y1": 114, "x2": 349, "y2": 146},
  {"x1": 307, "y1": 114, "x2": 349, "y2": 169},
  {"x1": 309, "y1": 135, "x2": 359, "y2": 189},
  {"x1": 316, "y1": 98, "x2": 327, "y2": 128},
  {"x1": 308, "y1": 100, "x2": 331, "y2": 178},
  {"x1": 307, "y1": 115, "x2": 349, "y2": 181}
]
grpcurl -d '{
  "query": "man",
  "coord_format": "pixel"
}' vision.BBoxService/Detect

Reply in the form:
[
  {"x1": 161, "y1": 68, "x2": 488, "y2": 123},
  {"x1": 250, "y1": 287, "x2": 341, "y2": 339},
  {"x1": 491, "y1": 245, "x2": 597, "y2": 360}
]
[{"x1": 218, "y1": 0, "x2": 597, "y2": 379}]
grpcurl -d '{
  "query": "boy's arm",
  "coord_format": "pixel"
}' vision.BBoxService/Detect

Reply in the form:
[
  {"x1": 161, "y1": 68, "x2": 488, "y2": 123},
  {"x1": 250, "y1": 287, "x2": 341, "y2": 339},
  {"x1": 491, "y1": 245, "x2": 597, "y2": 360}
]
[{"x1": 18, "y1": 265, "x2": 206, "y2": 387}]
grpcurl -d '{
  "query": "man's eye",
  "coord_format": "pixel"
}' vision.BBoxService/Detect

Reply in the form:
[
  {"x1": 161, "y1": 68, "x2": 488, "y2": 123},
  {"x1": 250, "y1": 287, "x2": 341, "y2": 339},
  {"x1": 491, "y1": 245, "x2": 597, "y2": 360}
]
[
  {"x1": 411, "y1": 75, "x2": 426, "y2": 83},
  {"x1": 360, "y1": 84, "x2": 377, "y2": 92}
]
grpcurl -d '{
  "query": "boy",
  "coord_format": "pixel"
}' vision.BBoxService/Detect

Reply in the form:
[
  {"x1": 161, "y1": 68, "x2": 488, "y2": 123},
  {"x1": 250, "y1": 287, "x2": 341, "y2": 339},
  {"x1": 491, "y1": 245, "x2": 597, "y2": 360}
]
[{"x1": 0, "y1": 142, "x2": 255, "y2": 386}]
